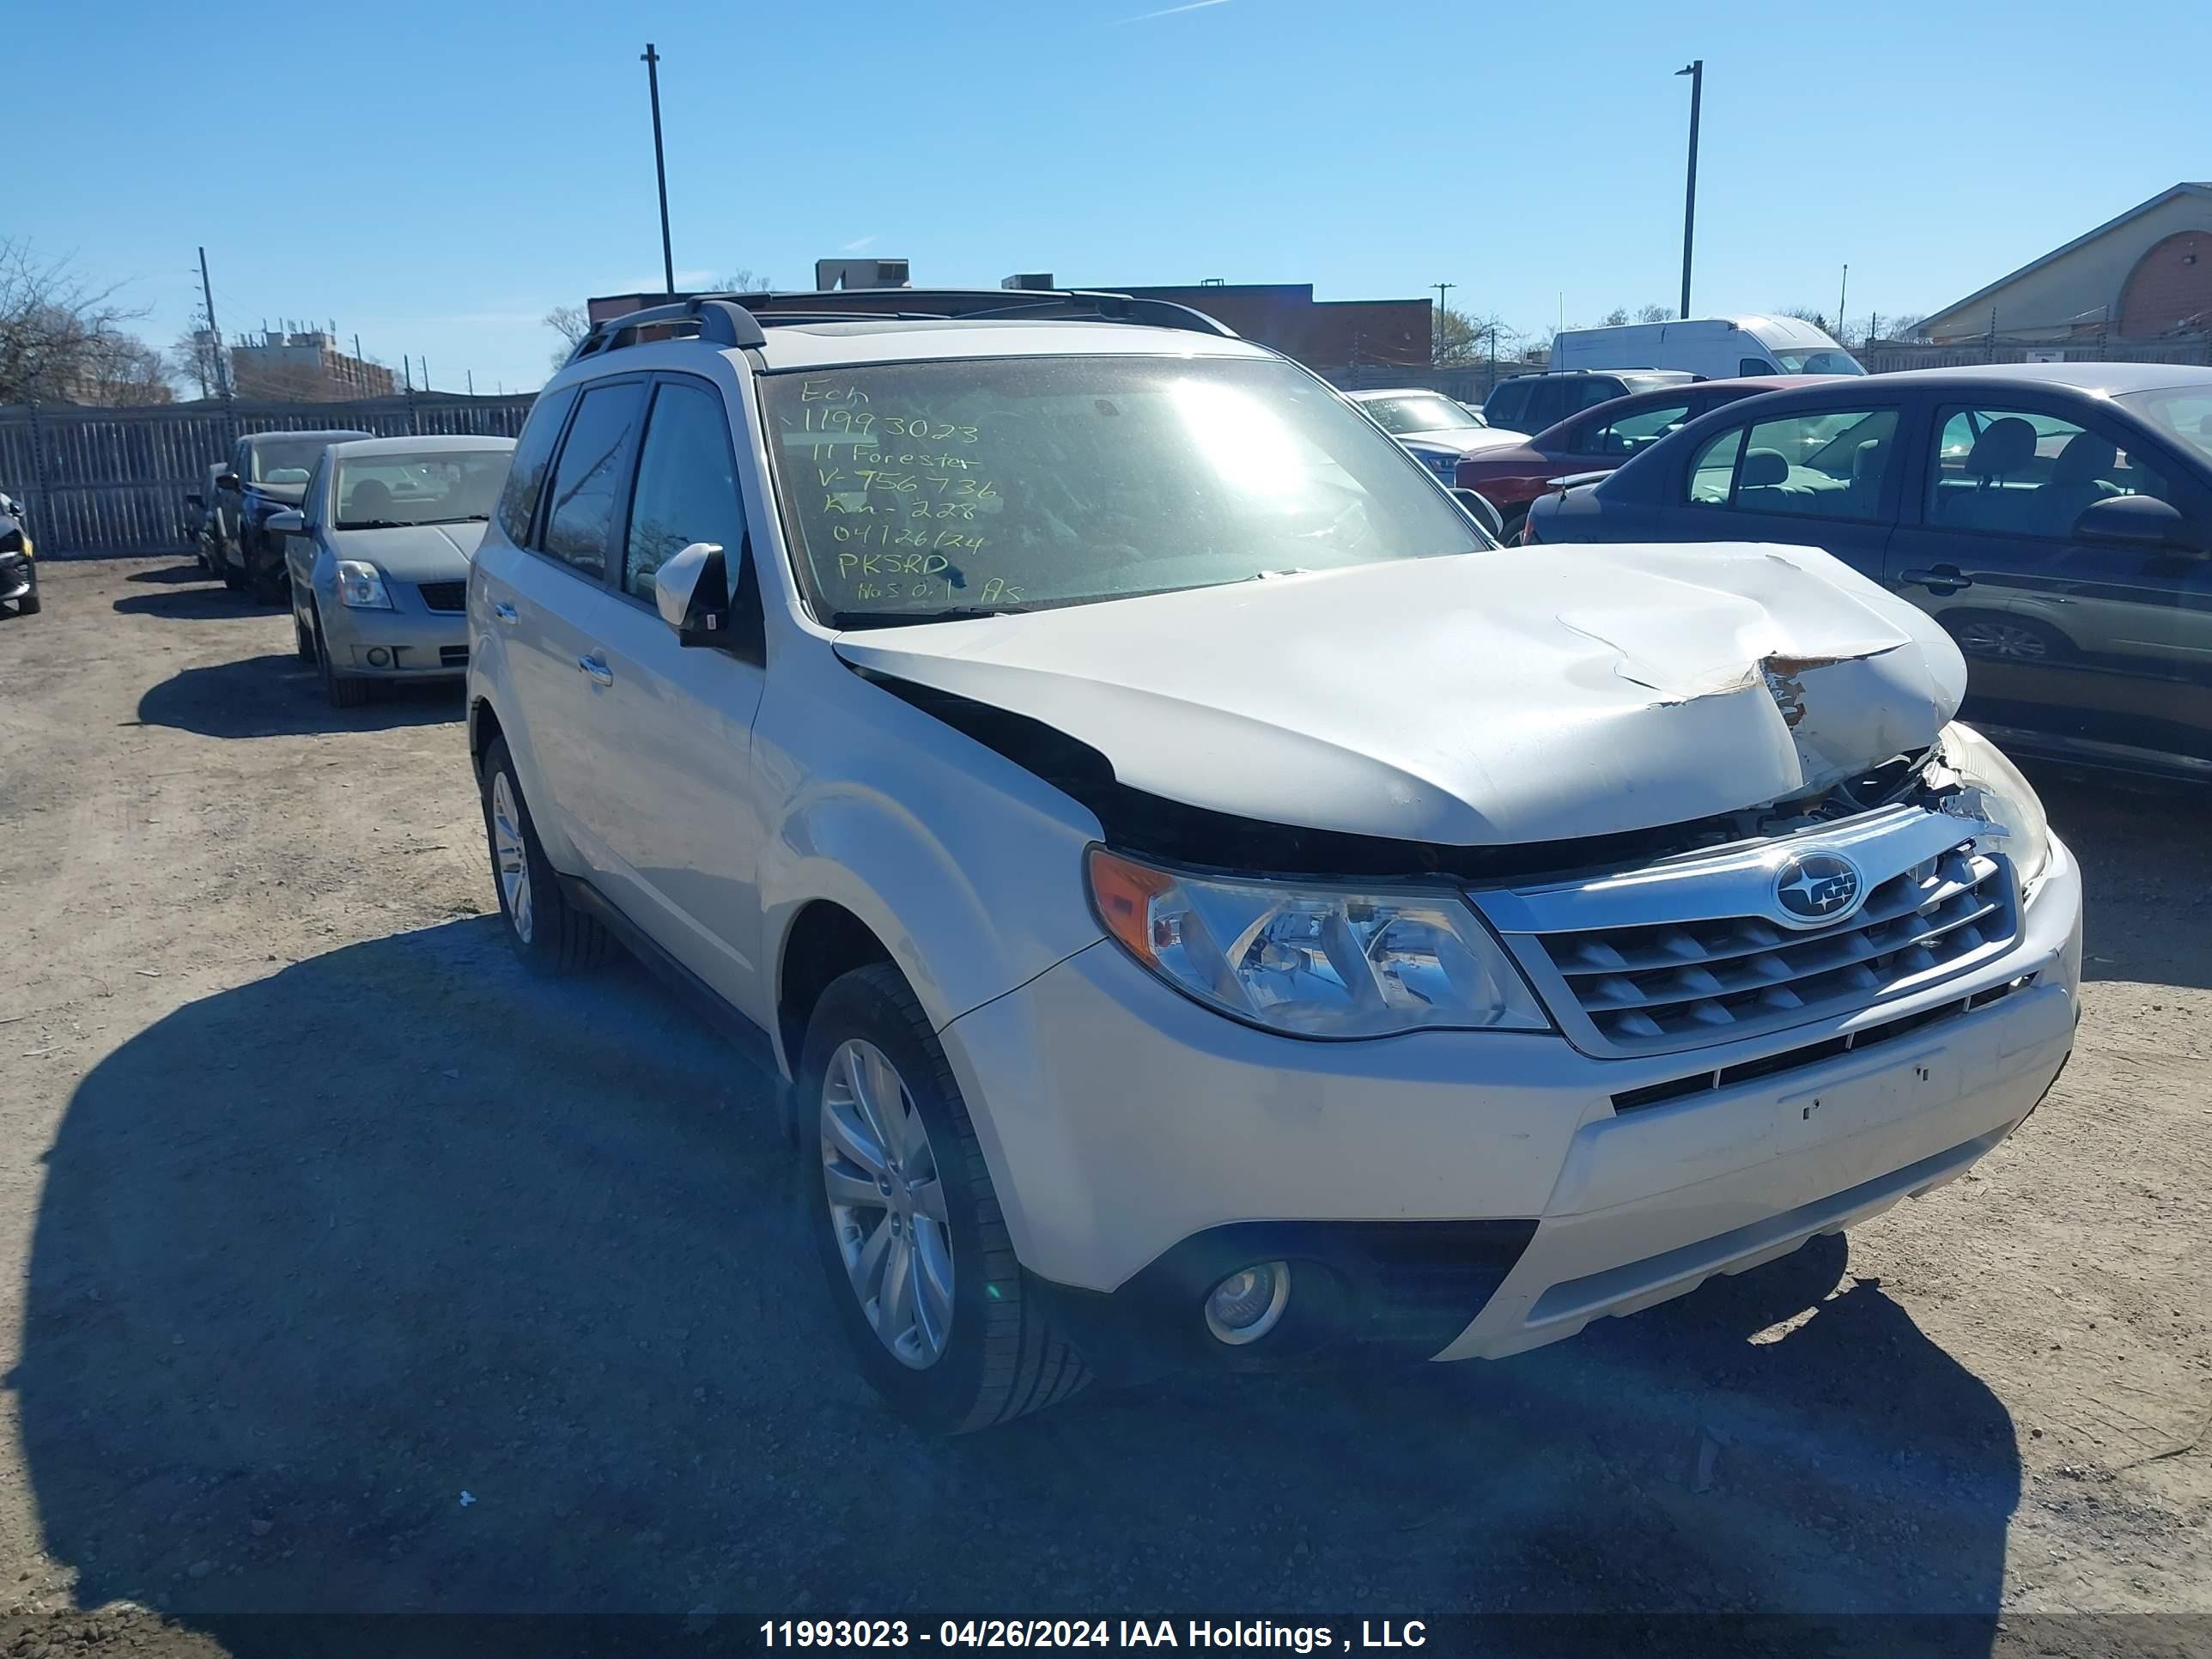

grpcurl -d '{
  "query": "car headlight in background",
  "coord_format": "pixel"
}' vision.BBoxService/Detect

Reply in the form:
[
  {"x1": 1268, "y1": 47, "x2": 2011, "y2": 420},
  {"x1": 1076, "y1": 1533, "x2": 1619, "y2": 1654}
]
[
  {"x1": 334, "y1": 561, "x2": 392, "y2": 610},
  {"x1": 1936, "y1": 721, "x2": 2051, "y2": 890},
  {"x1": 1085, "y1": 848, "x2": 1549, "y2": 1039}
]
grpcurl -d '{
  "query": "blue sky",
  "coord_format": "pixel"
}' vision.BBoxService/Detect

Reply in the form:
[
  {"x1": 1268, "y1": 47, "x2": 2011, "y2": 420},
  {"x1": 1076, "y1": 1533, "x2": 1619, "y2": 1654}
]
[{"x1": 20, "y1": 0, "x2": 2209, "y2": 396}]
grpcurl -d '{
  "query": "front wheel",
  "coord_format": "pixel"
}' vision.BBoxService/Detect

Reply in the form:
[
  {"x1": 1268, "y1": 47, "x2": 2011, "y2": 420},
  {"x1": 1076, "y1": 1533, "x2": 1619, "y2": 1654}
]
[
  {"x1": 800, "y1": 963, "x2": 1090, "y2": 1433},
  {"x1": 313, "y1": 607, "x2": 369, "y2": 708},
  {"x1": 15, "y1": 590, "x2": 39, "y2": 617}
]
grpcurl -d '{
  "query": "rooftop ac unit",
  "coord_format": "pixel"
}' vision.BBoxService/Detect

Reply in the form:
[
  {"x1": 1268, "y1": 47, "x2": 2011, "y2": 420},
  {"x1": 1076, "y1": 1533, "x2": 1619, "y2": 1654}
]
[{"x1": 815, "y1": 258, "x2": 912, "y2": 291}]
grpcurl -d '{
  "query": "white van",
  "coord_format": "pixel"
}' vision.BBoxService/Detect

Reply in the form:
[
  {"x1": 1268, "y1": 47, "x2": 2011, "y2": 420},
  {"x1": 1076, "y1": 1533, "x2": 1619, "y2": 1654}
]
[{"x1": 1550, "y1": 315, "x2": 1865, "y2": 380}]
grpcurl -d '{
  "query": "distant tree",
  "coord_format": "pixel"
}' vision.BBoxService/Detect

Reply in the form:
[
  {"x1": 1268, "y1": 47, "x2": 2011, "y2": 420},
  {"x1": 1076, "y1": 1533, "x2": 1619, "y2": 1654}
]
[
  {"x1": 73, "y1": 334, "x2": 173, "y2": 405},
  {"x1": 1635, "y1": 303, "x2": 1676, "y2": 324},
  {"x1": 1601, "y1": 307, "x2": 1630, "y2": 327},
  {"x1": 0, "y1": 239, "x2": 159, "y2": 405},
  {"x1": 167, "y1": 326, "x2": 227, "y2": 399},
  {"x1": 1435, "y1": 307, "x2": 1518, "y2": 367},
  {"x1": 1779, "y1": 306, "x2": 1831, "y2": 333},
  {"x1": 708, "y1": 268, "x2": 772, "y2": 295},
  {"x1": 544, "y1": 303, "x2": 591, "y2": 370}
]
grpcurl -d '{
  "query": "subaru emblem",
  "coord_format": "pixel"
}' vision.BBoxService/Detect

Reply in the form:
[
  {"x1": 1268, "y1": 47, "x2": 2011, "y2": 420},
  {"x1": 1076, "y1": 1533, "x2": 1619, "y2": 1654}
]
[{"x1": 1772, "y1": 850, "x2": 1865, "y2": 926}]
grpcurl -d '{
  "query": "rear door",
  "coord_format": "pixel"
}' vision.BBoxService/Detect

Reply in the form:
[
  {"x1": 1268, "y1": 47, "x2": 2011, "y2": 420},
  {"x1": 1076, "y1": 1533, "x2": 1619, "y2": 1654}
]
[
  {"x1": 562, "y1": 373, "x2": 774, "y2": 1010},
  {"x1": 495, "y1": 377, "x2": 649, "y2": 862},
  {"x1": 1887, "y1": 398, "x2": 2212, "y2": 769},
  {"x1": 1670, "y1": 394, "x2": 1912, "y2": 580}
]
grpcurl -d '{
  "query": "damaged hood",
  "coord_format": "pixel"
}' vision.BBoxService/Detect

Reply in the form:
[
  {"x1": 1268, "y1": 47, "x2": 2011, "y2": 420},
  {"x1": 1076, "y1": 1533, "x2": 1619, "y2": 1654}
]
[{"x1": 834, "y1": 544, "x2": 1967, "y2": 846}]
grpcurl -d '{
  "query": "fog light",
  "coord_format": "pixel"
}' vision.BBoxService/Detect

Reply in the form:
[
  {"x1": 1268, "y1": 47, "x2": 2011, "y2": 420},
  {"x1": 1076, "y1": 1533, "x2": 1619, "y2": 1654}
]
[
  {"x1": 366, "y1": 647, "x2": 390, "y2": 667},
  {"x1": 1203, "y1": 1261, "x2": 1289, "y2": 1346}
]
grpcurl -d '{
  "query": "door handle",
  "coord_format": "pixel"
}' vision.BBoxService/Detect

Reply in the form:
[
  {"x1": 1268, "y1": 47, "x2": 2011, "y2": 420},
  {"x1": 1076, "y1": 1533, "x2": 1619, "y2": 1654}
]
[
  {"x1": 578, "y1": 653, "x2": 614, "y2": 687},
  {"x1": 1901, "y1": 566, "x2": 1973, "y2": 593},
  {"x1": 492, "y1": 600, "x2": 519, "y2": 624}
]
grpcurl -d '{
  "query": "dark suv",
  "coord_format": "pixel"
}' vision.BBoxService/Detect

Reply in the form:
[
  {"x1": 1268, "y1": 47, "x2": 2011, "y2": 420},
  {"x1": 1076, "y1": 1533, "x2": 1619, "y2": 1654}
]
[
  {"x1": 214, "y1": 428, "x2": 371, "y2": 600},
  {"x1": 1481, "y1": 370, "x2": 1698, "y2": 439}
]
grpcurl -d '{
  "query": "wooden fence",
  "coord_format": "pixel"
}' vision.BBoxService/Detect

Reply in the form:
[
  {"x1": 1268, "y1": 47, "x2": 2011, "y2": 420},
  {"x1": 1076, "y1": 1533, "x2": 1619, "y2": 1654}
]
[{"x1": 0, "y1": 392, "x2": 539, "y2": 557}]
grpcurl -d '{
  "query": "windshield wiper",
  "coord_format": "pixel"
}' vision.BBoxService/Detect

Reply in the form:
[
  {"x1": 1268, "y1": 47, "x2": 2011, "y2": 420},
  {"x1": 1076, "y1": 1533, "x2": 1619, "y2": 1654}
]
[
  {"x1": 335, "y1": 519, "x2": 407, "y2": 530},
  {"x1": 422, "y1": 514, "x2": 490, "y2": 524},
  {"x1": 829, "y1": 605, "x2": 1021, "y2": 629}
]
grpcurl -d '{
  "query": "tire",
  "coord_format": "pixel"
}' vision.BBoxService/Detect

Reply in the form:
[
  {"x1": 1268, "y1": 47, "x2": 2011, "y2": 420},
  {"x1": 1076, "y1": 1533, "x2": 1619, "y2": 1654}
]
[
  {"x1": 313, "y1": 607, "x2": 369, "y2": 708},
  {"x1": 478, "y1": 735, "x2": 610, "y2": 975},
  {"x1": 1498, "y1": 504, "x2": 1530, "y2": 545},
  {"x1": 294, "y1": 594, "x2": 318, "y2": 663},
  {"x1": 220, "y1": 561, "x2": 243, "y2": 593},
  {"x1": 15, "y1": 584, "x2": 38, "y2": 617},
  {"x1": 800, "y1": 963, "x2": 1091, "y2": 1433}
]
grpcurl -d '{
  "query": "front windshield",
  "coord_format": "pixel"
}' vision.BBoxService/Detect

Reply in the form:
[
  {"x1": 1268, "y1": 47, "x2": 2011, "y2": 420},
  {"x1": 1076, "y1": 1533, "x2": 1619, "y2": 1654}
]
[
  {"x1": 251, "y1": 437, "x2": 337, "y2": 483},
  {"x1": 334, "y1": 449, "x2": 512, "y2": 529},
  {"x1": 1358, "y1": 393, "x2": 1482, "y2": 434},
  {"x1": 764, "y1": 356, "x2": 1487, "y2": 626},
  {"x1": 1771, "y1": 349, "x2": 1866, "y2": 376},
  {"x1": 2112, "y1": 386, "x2": 2212, "y2": 463}
]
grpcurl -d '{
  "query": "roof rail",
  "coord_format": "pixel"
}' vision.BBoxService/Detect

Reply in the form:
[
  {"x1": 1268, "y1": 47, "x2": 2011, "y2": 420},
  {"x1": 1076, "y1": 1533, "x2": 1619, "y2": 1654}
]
[
  {"x1": 568, "y1": 297, "x2": 767, "y2": 365},
  {"x1": 565, "y1": 287, "x2": 1237, "y2": 366}
]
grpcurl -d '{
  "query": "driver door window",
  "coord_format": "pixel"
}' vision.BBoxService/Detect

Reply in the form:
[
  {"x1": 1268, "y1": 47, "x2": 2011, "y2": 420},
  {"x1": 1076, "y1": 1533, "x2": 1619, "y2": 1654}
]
[
  {"x1": 623, "y1": 381, "x2": 748, "y2": 605},
  {"x1": 1583, "y1": 402, "x2": 1691, "y2": 459}
]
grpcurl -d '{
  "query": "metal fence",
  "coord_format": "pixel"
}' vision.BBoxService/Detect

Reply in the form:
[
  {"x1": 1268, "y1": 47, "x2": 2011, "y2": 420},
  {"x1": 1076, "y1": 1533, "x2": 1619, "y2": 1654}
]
[
  {"x1": 0, "y1": 392, "x2": 539, "y2": 557},
  {"x1": 1861, "y1": 334, "x2": 2212, "y2": 374}
]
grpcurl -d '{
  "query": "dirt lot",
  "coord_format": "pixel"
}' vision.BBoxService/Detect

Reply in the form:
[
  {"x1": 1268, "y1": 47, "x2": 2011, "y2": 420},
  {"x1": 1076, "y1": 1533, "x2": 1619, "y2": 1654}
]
[{"x1": 0, "y1": 556, "x2": 2206, "y2": 1655}]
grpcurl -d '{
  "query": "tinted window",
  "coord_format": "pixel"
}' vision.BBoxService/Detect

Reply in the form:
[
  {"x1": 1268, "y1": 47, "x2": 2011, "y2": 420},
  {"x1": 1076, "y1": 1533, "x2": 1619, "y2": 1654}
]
[
  {"x1": 1484, "y1": 382, "x2": 1531, "y2": 429},
  {"x1": 496, "y1": 385, "x2": 579, "y2": 547},
  {"x1": 623, "y1": 381, "x2": 746, "y2": 603},
  {"x1": 1927, "y1": 404, "x2": 2171, "y2": 540},
  {"x1": 1739, "y1": 356, "x2": 1771, "y2": 378},
  {"x1": 2111, "y1": 387, "x2": 2212, "y2": 464},
  {"x1": 540, "y1": 382, "x2": 646, "y2": 580},
  {"x1": 1573, "y1": 379, "x2": 1622, "y2": 413},
  {"x1": 1686, "y1": 406, "x2": 1898, "y2": 521},
  {"x1": 763, "y1": 356, "x2": 1486, "y2": 624},
  {"x1": 1582, "y1": 402, "x2": 1692, "y2": 459}
]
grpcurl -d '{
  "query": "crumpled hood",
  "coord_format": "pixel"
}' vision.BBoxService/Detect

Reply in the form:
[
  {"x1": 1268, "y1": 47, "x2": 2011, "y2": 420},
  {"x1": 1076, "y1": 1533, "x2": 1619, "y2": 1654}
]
[
  {"x1": 331, "y1": 522, "x2": 484, "y2": 583},
  {"x1": 834, "y1": 543, "x2": 1968, "y2": 846}
]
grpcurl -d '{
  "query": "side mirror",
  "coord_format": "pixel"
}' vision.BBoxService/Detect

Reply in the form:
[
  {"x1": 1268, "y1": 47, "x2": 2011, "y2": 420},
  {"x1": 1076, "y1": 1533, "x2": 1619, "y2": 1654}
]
[
  {"x1": 654, "y1": 541, "x2": 732, "y2": 645},
  {"x1": 265, "y1": 507, "x2": 305, "y2": 534},
  {"x1": 2073, "y1": 493, "x2": 2199, "y2": 550},
  {"x1": 1449, "y1": 487, "x2": 1505, "y2": 540},
  {"x1": 216, "y1": 471, "x2": 240, "y2": 491}
]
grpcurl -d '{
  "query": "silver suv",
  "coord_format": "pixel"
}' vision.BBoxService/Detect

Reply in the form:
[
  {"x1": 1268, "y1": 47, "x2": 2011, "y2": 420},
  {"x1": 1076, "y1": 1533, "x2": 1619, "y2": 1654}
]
[{"x1": 467, "y1": 290, "x2": 2081, "y2": 1433}]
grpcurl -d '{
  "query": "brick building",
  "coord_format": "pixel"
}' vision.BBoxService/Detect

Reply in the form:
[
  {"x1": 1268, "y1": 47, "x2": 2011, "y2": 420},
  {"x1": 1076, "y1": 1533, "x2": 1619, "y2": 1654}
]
[{"x1": 226, "y1": 328, "x2": 396, "y2": 401}]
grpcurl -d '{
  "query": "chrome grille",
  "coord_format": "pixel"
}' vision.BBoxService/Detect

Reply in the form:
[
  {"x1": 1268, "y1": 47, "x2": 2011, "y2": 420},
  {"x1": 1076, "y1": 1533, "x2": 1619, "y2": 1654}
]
[{"x1": 1479, "y1": 809, "x2": 2022, "y2": 1058}]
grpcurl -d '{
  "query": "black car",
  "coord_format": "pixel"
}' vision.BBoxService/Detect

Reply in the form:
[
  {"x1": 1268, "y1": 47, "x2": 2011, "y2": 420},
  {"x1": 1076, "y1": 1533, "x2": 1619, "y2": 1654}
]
[
  {"x1": 1526, "y1": 363, "x2": 2212, "y2": 782},
  {"x1": 1482, "y1": 369, "x2": 1699, "y2": 437},
  {"x1": 214, "y1": 428, "x2": 371, "y2": 600},
  {"x1": 0, "y1": 489, "x2": 36, "y2": 617}
]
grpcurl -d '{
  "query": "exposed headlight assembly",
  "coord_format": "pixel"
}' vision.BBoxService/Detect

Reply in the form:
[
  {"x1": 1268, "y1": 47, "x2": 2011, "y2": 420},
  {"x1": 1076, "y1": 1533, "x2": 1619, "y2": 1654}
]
[
  {"x1": 1935, "y1": 721, "x2": 2051, "y2": 890},
  {"x1": 334, "y1": 561, "x2": 392, "y2": 610},
  {"x1": 1085, "y1": 848, "x2": 1548, "y2": 1039}
]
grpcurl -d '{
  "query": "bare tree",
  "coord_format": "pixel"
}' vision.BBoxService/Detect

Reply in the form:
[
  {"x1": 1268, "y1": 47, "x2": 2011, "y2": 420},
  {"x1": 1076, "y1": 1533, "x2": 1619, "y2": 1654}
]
[
  {"x1": 168, "y1": 326, "x2": 227, "y2": 400},
  {"x1": 1635, "y1": 303, "x2": 1676, "y2": 324},
  {"x1": 73, "y1": 334, "x2": 173, "y2": 405},
  {"x1": 1600, "y1": 307, "x2": 1631, "y2": 328},
  {"x1": 0, "y1": 239, "x2": 160, "y2": 405}
]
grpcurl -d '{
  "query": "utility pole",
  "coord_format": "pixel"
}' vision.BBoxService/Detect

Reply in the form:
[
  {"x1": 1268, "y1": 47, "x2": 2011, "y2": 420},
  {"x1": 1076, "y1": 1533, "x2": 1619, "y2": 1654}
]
[
  {"x1": 466, "y1": 369, "x2": 475, "y2": 395},
  {"x1": 642, "y1": 43, "x2": 676, "y2": 295},
  {"x1": 1432, "y1": 283, "x2": 1455, "y2": 365},
  {"x1": 420, "y1": 359, "x2": 430, "y2": 392},
  {"x1": 198, "y1": 246, "x2": 228, "y2": 400},
  {"x1": 1837, "y1": 264, "x2": 1850, "y2": 343},
  {"x1": 1675, "y1": 59, "x2": 1703, "y2": 320}
]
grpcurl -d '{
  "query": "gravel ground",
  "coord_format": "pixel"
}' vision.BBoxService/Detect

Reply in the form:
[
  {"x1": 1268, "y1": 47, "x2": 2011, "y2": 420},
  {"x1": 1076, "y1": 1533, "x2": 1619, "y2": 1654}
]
[{"x1": 0, "y1": 556, "x2": 2206, "y2": 1656}]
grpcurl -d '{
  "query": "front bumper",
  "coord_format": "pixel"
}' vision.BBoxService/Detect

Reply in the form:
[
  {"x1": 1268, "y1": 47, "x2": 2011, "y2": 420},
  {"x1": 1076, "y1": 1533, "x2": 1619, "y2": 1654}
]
[
  {"x1": 0, "y1": 552, "x2": 32, "y2": 603},
  {"x1": 320, "y1": 599, "x2": 470, "y2": 678},
  {"x1": 939, "y1": 836, "x2": 2081, "y2": 1366}
]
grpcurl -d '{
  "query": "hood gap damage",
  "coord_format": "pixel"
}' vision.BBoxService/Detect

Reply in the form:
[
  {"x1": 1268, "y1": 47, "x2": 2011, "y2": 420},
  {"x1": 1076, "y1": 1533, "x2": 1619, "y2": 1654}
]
[{"x1": 854, "y1": 665, "x2": 1940, "y2": 887}]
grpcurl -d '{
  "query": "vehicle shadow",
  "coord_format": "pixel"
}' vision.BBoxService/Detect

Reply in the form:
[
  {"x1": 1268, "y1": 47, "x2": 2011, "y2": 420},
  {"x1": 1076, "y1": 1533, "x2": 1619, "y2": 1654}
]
[
  {"x1": 112, "y1": 587, "x2": 274, "y2": 622},
  {"x1": 19, "y1": 920, "x2": 2019, "y2": 1649},
  {"x1": 2027, "y1": 766, "x2": 2212, "y2": 991},
  {"x1": 126, "y1": 561, "x2": 219, "y2": 586},
  {"x1": 134, "y1": 653, "x2": 460, "y2": 737}
]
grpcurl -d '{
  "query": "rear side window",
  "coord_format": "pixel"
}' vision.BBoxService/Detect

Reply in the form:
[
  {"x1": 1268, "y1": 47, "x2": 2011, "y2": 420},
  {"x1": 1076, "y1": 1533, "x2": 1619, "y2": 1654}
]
[
  {"x1": 623, "y1": 381, "x2": 747, "y2": 602},
  {"x1": 1739, "y1": 356, "x2": 1771, "y2": 377},
  {"x1": 540, "y1": 382, "x2": 647, "y2": 581},
  {"x1": 1573, "y1": 378, "x2": 1624, "y2": 413},
  {"x1": 1685, "y1": 407, "x2": 1899, "y2": 521},
  {"x1": 1485, "y1": 382, "x2": 1530, "y2": 429},
  {"x1": 1579, "y1": 402, "x2": 1692, "y2": 459},
  {"x1": 496, "y1": 385, "x2": 579, "y2": 547}
]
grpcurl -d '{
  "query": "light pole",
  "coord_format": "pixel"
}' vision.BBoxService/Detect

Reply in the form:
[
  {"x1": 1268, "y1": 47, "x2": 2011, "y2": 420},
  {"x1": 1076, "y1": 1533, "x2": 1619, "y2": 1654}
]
[
  {"x1": 1675, "y1": 59, "x2": 1703, "y2": 320},
  {"x1": 642, "y1": 43, "x2": 676, "y2": 295},
  {"x1": 1432, "y1": 283, "x2": 1455, "y2": 365}
]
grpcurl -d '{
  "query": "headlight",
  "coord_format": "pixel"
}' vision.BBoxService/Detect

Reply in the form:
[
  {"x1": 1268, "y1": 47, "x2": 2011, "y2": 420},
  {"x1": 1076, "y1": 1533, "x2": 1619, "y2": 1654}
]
[
  {"x1": 1085, "y1": 848, "x2": 1549, "y2": 1039},
  {"x1": 1935, "y1": 722, "x2": 2051, "y2": 890},
  {"x1": 334, "y1": 561, "x2": 392, "y2": 610}
]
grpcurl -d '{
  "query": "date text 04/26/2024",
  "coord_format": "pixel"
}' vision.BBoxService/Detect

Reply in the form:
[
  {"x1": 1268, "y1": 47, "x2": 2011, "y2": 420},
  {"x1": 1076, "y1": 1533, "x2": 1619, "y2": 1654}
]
[{"x1": 759, "y1": 1620, "x2": 1430, "y2": 1650}]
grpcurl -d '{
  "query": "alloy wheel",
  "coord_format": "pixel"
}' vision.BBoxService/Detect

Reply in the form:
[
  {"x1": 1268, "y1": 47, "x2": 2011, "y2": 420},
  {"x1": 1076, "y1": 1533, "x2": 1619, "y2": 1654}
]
[
  {"x1": 1955, "y1": 618, "x2": 2051, "y2": 661},
  {"x1": 489, "y1": 771, "x2": 534, "y2": 944},
  {"x1": 820, "y1": 1038, "x2": 954, "y2": 1370}
]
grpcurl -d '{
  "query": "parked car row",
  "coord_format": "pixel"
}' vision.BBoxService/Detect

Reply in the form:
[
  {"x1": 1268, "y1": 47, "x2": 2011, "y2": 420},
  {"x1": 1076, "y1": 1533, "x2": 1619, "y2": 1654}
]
[
  {"x1": 455, "y1": 287, "x2": 2081, "y2": 1432},
  {"x1": 182, "y1": 430, "x2": 517, "y2": 708}
]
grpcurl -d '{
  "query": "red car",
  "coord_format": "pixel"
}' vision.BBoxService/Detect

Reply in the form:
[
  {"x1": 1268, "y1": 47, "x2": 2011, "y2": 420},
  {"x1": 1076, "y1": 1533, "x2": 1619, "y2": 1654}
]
[{"x1": 1456, "y1": 376, "x2": 1834, "y2": 541}]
